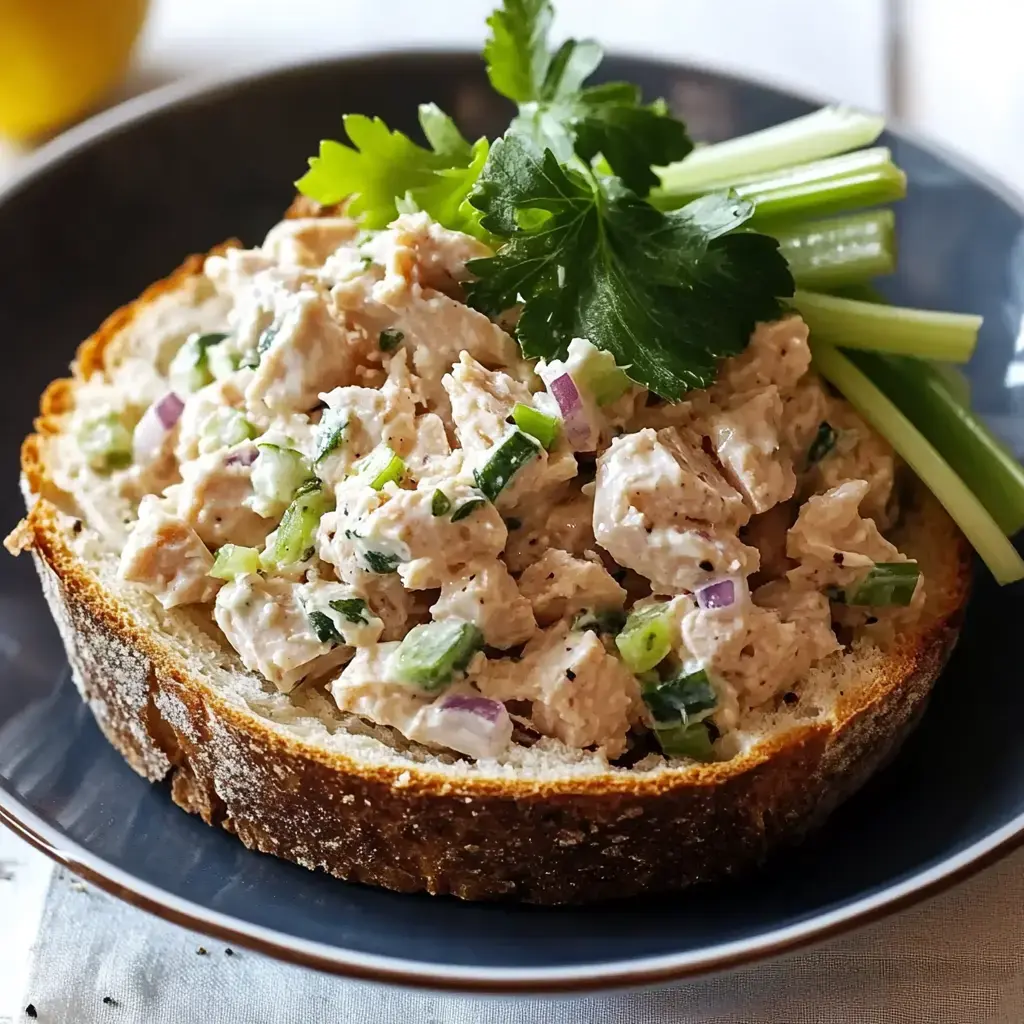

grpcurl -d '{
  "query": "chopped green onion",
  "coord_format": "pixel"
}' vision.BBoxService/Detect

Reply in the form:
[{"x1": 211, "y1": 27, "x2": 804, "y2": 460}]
[
  {"x1": 655, "y1": 106, "x2": 885, "y2": 196},
  {"x1": 355, "y1": 445, "x2": 406, "y2": 490},
  {"x1": 806, "y1": 421, "x2": 838, "y2": 466},
  {"x1": 168, "y1": 332, "x2": 227, "y2": 394},
  {"x1": 614, "y1": 602, "x2": 673, "y2": 673},
  {"x1": 572, "y1": 608, "x2": 628, "y2": 635},
  {"x1": 474, "y1": 430, "x2": 540, "y2": 502},
  {"x1": 197, "y1": 408, "x2": 257, "y2": 454},
  {"x1": 209, "y1": 544, "x2": 261, "y2": 581},
  {"x1": 261, "y1": 480, "x2": 330, "y2": 568},
  {"x1": 307, "y1": 611, "x2": 342, "y2": 645},
  {"x1": 78, "y1": 412, "x2": 133, "y2": 471},
  {"x1": 257, "y1": 320, "x2": 280, "y2": 356},
  {"x1": 811, "y1": 341, "x2": 1024, "y2": 585},
  {"x1": 431, "y1": 489, "x2": 452, "y2": 517},
  {"x1": 451, "y1": 496, "x2": 487, "y2": 522},
  {"x1": 249, "y1": 443, "x2": 314, "y2": 517},
  {"x1": 313, "y1": 411, "x2": 346, "y2": 465},
  {"x1": 332, "y1": 597, "x2": 370, "y2": 624},
  {"x1": 771, "y1": 209, "x2": 896, "y2": 290},
  {"x1": 654, "y1": 148, "x2": 906, "y2": 222},
  {"x1": 929, "y1": 361, "x2": 972, "y2": 409},
  {"x1": 653, "y1": 721, "x2": 716, "y2": 761},
  {"x1": 794, "y1": 290, "x2": 981, "y2": 363},
  {"x1": 641, "y1": 669, "x2": 718, "y2": 726},
  {"x1": 511, "y1": 402, "x2": 560, "y2": 449},
  {"x1": 363, "y1": 549, "x2": 402, "y2": 574},
  {"x1": 837, "y1": 562, "x2": 921, "y2": 606},
  {"x1": 850, "y1": 351, "x2": 1024, "y2": 537},
  {"x1": 392, "y1": 620, "x2": 484, "y2": 692},
  {"x1": 379, "y1": 328, "x2": 405, "y2": 352}
]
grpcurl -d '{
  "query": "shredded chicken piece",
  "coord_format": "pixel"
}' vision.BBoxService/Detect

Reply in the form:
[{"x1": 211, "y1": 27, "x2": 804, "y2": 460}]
[
  {"x1": 517, "y1": 549, "x2": 626, "y2": 626},
  {"x1": 430, "y1": 560, "x2": 537, "y2": 649}
]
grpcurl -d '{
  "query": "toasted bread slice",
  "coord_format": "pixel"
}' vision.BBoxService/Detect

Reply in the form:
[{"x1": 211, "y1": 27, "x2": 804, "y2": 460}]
[{"x1": 9, "y1": 251, "x2": 972, "y2": 904}]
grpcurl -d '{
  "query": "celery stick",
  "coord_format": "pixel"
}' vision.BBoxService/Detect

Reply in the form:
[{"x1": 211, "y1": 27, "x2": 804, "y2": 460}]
[
  {"x1": 794, "y1": 290, "x2": 981, "y2": 363},
  {"x1": 656, "y1": 106, "x2": 885, "y2": 195},
  {"x1": 653, "y1": 148, "x2": 906, "y2": 221},
  {"x1": 772, "y1": 209, "x2": 896, "y2": 290},
  {"x1": 851, "y1": 351, "x2": 1024, "y2": 537},
  {"x1": 811, "y1": 341, "x2": 1024, "y2": 584}
]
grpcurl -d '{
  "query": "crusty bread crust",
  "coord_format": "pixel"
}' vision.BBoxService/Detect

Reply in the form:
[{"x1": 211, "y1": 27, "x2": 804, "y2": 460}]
[{"x1": 12, "y1": 252, "x2": 973, "y2": 903}]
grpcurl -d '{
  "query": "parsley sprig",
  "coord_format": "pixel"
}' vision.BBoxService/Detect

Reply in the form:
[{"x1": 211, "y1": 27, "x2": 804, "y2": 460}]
[{"x1": 296, "y1": 0, "x2": 793, "y2": 397}]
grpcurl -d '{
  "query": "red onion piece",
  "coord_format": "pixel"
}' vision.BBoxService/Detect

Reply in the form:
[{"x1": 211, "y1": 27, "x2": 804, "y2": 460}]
[
  {"x1": 419, "y1": 693, "x2": 513, "y2": 760},
  {"x1": 696, "y1": 578, "x2": 737, "y2": 610},
  {"x1": 438, "y1": 693, "x2": 505, "y2": 721},
  {"x1": 155, "y1": 391, "x2": 185, "y2": 429},
  {"x1": 132, "y1": 391, "x2": 184, "y2": 464},
  {"x1": 225, "y1": 443, "x2": 258, "y2": 467},
  {"x1": 546, "y1": 372, "x2": 594, "y2": 450}
]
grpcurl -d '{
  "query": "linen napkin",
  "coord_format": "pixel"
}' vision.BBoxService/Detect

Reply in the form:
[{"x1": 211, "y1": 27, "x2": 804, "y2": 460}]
[{"x1": 18, "y1": 848, "x2": 1024, "y2": 1024}]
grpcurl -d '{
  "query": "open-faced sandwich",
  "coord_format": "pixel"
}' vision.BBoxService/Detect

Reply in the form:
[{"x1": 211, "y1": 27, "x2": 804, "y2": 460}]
[{"x1": 8, "y1": 1, "x2": 1024, "y2": 903}]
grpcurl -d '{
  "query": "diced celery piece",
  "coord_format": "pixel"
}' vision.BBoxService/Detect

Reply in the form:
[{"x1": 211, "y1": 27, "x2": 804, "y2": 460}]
[
  {"x1": 355, "y1": 445, "x2": 406, "y2": 490},
  {"x1": 249, "y1": 444, "x2": 314, "y2": 518},
  {"x1": 209, "y1": 544, "x2": 261, "y2": 581},
  {"x1": 392, "y1": 620, "x2": 484, "y2": 692},
  {"x1": 313, "y1": 411, "x2": 346, "y2": 465},
  {"x1": 811, "y1": 341, "x2": 1024, "y2": 585},
  {"x1": 474, "y1": 430, "x2": 540, "y2": 502},
  {"x1": 572, "y1": 345, "x2": 632, "y2": 405},
  {"x1": 653, "y1": 721, "x2": 716, "y2": 761},
  {"x1": 168, "y1": 332, "x2": 227, "y2": 394},
  {"x1": 261, "y1": 480, "x2": 331, "y2": 568},
  {"x1": 208, "y1": 344, "x2": 240, "y2": 380},
  {"x1": 512, "y1": 402, "x2": 560, "y2": 449},
  {"x1": 794, "y1": 290, "x2": 981, "y2": 363},
  {"x1": 78, "y1": 412, "x2": 133, "y2": 471},
  {"x1": 615, "y1": 602, "x2": 673, "y2": 673},
  {"x1": 197, "y1": 407, "x2": 257, "y2": 454}
]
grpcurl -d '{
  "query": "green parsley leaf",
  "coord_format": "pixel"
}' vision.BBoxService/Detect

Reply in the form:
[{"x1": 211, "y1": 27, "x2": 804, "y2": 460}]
[
  {"x1": 484, "y1": 0, "x2": 691, "y2": 195},
  {"x1": 466, "y1": 134, "x2": 794, "y2": 398},
  {"x1": 484, "y1": 0, "x2": 556, "y2": 103},
  {"x1": 296, "y1": 107, "x2": 490, "y2": 236}
]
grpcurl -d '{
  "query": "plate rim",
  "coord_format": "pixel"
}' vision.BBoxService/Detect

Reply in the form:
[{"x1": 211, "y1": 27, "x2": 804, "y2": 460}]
[{"x1": 4, "y1": 48, "x2": 1024, "y2": 995}]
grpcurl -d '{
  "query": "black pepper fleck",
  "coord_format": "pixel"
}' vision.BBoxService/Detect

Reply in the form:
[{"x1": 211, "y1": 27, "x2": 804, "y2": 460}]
[
  {"x1": 197, "y1": 946, "x2": 208, "y2": 956},
  {"x1": 26, "y1": 1006, "x2": 37, "y2": 1019},
  {"x1": 102, "y1": 996, "x2": 119, "y2": 1007},
  {"x1": 833, "y1": 552, "x2": 844, "y2": 565},
  {"x1": 225, "y1": 948, "x2": 235, "y2": 956},
  {"x1": 71, "y1": 519, "x2": 83, "y2": 535},
  {"x1": 782, "y1": 691, "x2": 798, "y2": 705},
  {"x1": 699, "y1": 560, "x2": 713, "y2": 571},
  {"x1": 866, "y1": 616, "x2": 878, "y2": 625},
  {"x1": 566, "y1": 669, "x2": 576, "y2": 681}
]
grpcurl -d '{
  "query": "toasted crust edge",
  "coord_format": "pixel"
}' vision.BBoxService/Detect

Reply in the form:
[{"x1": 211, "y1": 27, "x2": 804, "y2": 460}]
[{"x1": 12, "y1": 251, "x2": 973, "y2": 903}]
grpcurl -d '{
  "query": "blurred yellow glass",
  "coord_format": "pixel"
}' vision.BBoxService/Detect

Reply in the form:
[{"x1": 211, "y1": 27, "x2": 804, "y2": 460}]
[{"x1": 0, "y1": 0, "x2": 149, "y2": 141}]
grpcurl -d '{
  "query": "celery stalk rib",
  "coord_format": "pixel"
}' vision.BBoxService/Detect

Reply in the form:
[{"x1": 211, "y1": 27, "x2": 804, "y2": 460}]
[
  {"x1": 656, "y1": 106, "x2": 885, "y2": 195},
  {"x1": 851, "y1": 351, "x2": 1024, "y2": 537},
  {"x1": 811, "y1": 341, "x2": 1024, "y2": 585},
  {"x1": 653, "y1": 147, "x2": 906, "y2": 221},
  {"x1": 772, "y1": 209, "x2": 896, "y2": 290},
  {"x1": 794, "y1": 290, "x2": 981, "y2": 363}
]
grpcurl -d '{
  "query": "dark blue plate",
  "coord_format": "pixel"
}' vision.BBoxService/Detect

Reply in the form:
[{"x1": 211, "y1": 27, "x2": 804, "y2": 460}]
[{"x1": 2, "y1": 54, "x2": 1024, "y2": 994}]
